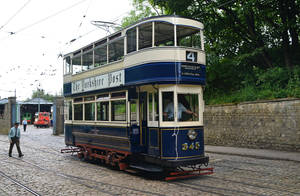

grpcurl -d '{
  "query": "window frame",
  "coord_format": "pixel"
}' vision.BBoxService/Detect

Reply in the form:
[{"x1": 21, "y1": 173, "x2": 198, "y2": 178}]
[{"x1": 159, "y1": 85, "x2": 203, "y2": 127}]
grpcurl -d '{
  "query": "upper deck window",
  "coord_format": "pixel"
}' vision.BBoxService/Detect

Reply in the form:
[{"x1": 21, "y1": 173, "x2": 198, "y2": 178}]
[
  {"x1": 155, "y1": 21, "x2": 174, "y2": 46},
  {"x1": 139, "y1": 22, "x2": 152, "y2": 50},
  {"x1": 64, "y1": 56, "x2": 71, "y2": 75},
  {"x1": 127, "y1": 28, "x2": 137, "y2": 54},
  {"x1": 94, "y1": 44, "x2": 107, "y2": 67},
  {"x1": 72, "y1": 54, "x2": 82, "y2": 74},
  {"x1": 109, "y1": 38, "x2": 124, "y2": 62},
  {"x1": 82, "y1": 50, "x2": 93, "y2": 71},
  {"x1": 177, "y1": 25, "x2": 201, "y2": 49}
]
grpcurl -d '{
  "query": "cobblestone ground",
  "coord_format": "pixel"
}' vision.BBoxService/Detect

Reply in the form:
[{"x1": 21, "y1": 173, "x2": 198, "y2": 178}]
[{"x1": 0, "y1": 125, "x2": 299, "y2": 196}]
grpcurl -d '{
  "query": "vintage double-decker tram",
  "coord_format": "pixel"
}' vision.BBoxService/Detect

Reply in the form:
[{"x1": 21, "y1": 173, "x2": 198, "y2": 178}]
[{"x1": 62, "y1": 15, "x2": 213, "y2": 180}]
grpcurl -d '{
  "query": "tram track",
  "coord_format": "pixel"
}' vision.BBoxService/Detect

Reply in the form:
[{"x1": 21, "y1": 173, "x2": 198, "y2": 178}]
[
  {"x1": 0, "y1": 170, "x2": 41, "y2": 196},
  {"x1": 0, "y1": 152, "x2": 164, "y2": 196}
]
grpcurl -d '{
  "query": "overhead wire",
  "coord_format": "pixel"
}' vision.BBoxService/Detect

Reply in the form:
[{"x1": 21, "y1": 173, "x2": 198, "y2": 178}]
[
  {"x1": 0, "y1": 0, "x2": 32, "y2": 31},
  {"x1": 0, "y1": 0, "x2": 88, "y2": 41}
]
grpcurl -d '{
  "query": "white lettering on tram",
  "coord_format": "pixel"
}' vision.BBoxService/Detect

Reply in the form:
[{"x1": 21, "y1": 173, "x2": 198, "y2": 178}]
[{"x1": 71, "y1": 70, "x2": 124, "y2": 94}]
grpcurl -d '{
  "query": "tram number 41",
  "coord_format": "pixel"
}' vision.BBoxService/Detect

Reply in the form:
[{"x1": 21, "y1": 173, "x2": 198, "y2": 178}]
[
  {"x1": 186, "y1": 51, "x2": 197, "y2": 62},
  {"x1": 182, "y1": 142, "x2": 200, "y2": 151}
]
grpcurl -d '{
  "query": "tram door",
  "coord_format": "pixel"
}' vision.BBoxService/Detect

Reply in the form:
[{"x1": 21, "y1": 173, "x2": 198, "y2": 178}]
[{"x1": 139, "y1": 92, "x2": 148, "y2": 152}]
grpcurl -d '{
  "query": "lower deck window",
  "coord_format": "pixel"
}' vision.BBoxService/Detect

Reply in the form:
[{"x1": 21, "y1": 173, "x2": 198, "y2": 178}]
[
  {"x1": 85, "y1": 103, "x2": 95, "y2": 121},
  {"x1": 177, "y1": 94, "x2": 199, "y2": 121},
  {"x1": 74, "y1": 104, "x2": 83, "y2": 120},
  {"x1": 111, "y1": 100, "x2": 126, "y2": 121},
  {"x1": 97, "y1": 102, "x2": 109, "y2": 121},
  {"x1": 163, "y1": 92, "x2": 174, "y2": 121}
]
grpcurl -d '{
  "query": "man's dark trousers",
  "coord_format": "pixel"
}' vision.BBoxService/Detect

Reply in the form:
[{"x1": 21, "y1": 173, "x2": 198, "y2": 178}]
[{"x1": 9, "y1": 137, "x2": 22, "y2": 156}]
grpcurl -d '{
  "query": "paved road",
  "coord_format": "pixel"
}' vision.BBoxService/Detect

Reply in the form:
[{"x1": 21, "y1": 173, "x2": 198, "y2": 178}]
[{"x1": 0, "y1": 125, "x2": 299, "y2": 196}]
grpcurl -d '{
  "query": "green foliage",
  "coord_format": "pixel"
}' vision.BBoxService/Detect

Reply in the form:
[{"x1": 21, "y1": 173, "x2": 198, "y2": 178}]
[
  {"x1": 31, "y1": 89, "x2": 55, "y2": 102},
  {"x1": 205, "y1": 66, "x2": 300, "y2": 105},
  {"x1": 123, "y1": 0, "x2": 300, "y2": 104},
  {"x1": 120, "y1": 0, "x2": 157, "y2": 28}
]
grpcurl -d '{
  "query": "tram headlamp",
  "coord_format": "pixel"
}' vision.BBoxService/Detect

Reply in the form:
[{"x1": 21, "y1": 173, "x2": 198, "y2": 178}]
[{"x1": 187, "y1": 130, "x2": 197, "y2": 140}]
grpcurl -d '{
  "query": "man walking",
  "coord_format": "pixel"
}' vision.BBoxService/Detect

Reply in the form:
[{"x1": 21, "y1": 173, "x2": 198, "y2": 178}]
[
  {"x1": 8, "y1": 122, "x2": 24, "y2": 158},
  {"x1": 22, "y1": 118, "x2": 27, "y2": 132}
]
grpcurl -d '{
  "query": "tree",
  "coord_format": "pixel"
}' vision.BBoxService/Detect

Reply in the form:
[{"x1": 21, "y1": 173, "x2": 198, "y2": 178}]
[{"x1": 31, "y1": 89, "x2": 54, "y2": 102}]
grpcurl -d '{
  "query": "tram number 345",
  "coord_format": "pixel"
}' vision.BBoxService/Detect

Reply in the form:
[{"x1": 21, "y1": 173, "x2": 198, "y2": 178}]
[{"x1": 182, "y1": 142, "x2": 200, "y2": 151}]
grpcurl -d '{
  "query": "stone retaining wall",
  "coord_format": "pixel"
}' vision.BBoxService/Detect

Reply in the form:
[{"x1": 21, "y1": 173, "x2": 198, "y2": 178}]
[{"x1": 204, "y1": 98, "x2": 300, "y2": 152}]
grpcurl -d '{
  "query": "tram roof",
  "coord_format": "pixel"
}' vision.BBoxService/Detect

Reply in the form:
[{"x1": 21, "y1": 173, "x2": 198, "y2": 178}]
[{"x1": 63, "y1": 15, "x2": 203, "y2": 58}]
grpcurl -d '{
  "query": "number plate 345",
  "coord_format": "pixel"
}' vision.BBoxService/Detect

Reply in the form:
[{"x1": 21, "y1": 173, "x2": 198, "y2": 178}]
[{"x1": 182, "y1": 142, "x2": 200, "y2": 151}]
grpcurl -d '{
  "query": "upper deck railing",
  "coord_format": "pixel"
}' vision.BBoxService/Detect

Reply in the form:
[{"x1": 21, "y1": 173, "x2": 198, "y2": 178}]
[{"x1": 63, "y1": 15, "x2": 205, "y2": 76}]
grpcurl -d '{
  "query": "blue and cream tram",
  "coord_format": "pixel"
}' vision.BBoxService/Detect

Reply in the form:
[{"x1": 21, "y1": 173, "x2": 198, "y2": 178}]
[{"x1": 62, "y1": 15, "x2": 213, "y2": 180}]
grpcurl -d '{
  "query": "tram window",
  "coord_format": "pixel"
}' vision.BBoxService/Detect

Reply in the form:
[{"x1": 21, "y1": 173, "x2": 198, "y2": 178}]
[
  {"x1": 82, "y1": 50, "x2": 93, "y2": 71},
  {"x1": 74, "y1": 104, "x2": 83, "y2": 120},
  {"x1": 177, "y1": 94, "x2": 199, "y2": 121},
  {"x1": 162, "y1": 92, "x2": 174, "y2": 121},
  {"x1": 97, "y1": 94, "x2": 109, "y2": 100},
  {"x1": 84, "y1": 96, "x2": 95, "y2": 101},
  {"x1": 177, "y1": 25, "x2": 201, "y2": 49},
  {"x1": 149, "y1": 93, "x2": 153, "y2": 121},
  {"x1": 139, "y1": 22, "x2": 152, "y2": 50},
  {"x1": 64, "y1": 101, "x2": 72, "y2": 120},
  {"x1": 154, "y1": 93, "x2": 158, "y2": 121},
  {"x1": 72, "y1": 55, "x2": 82, "y2": 74},
  {"x1": 68, "y1": 101, "x2": 72, "y2": 120},
  {"x1": 127, "y1": 28, "x2": 137, "y2": 54},
  {"x1": 130, "y1": 100, "x2": 137, "y2": 121},
  {"x1": 155, "y1": 22, "x2": 174, "y2": 47},
  {"x1": 85, "y1": 103, "x2": 95, "y2": 121},
  {"x1": 109, "y1": 38, "x2": 124, "y2": 62},
  {"x1": 111, "y1": 100, "x2": 126, "y2": 121},
  {"x1": 97, "y1": 102, "x2": 109, "y2": 121},
  {"x1": 111, "y1": 92, "x2": 126, "y2": 99},
  {"x1": 94, "y1": 45, "x2": 107, "y2": 67},
  {"x1": 64, "y1": 57, "x2": 71, "y2": 74},
  {"x1": 74, "y1": 98, "x2": 83, "y2": 103}
]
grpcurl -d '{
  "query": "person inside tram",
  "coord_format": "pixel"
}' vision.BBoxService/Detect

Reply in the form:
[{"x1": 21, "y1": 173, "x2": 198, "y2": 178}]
[{"x1": 163, "y1": 94, "x2": 197, "y2": 121}]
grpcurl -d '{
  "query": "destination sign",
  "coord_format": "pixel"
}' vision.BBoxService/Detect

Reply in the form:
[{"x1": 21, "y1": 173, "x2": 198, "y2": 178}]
[
  {"x1": 71, "y1": 70, "x2": 125, "y2": 94},
  {"x1": 181, "y1": 64, "x2": 202, "y2": 77}
]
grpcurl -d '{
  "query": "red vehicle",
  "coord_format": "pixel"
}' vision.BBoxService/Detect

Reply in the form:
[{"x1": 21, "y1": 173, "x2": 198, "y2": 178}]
[{"x1": 34, "y1": 112, "x2": 51, "y2": 128}]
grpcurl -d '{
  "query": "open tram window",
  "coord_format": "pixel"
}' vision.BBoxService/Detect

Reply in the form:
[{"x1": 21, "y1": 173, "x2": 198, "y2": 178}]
[
  {"x1": 94, "y1": 44, "x2": 107, "y2": 67},
  {"x1": 64, "y1": 101, "x2": 72, "y2": 121},
  {"x1": 111, "y1": 100, "x2": 126, "y2": 121},
  {"x1": 84, "y1": 103, "x2": 95, "y2": 121},
  {"x1": 72, "y1": 54, "x2": 82, "y2": 74},
  {"x1": 155, "y1": 21, "x2": 174, "y2": 47},
  {"x1": 162, "y1": 92, "x2": 174, "y2": 121},
  {"x1": 149, "y1": 92, "x2": 159, "y2": 122},
  {"x1": 126, "y1": 28, "x2": 137, "y2": 54},
  {"x1": 130, "y1": 100, "x2": 137, "y2": 122},
  {"x1": 139, "y1": 22, "x2": 152, "y2": 50},
  {"x1": 97, "y1": 102, "x2": 109, "y2": 121},
  {"x1": 109, "y1": 38, "x2": 124, "y2": 62},
  {"x1": 177, "y1": 25, "x2": 201, "y2": 49},
  {"x1": 149, "y1": 93, "x2": 153, "y2": 121},
  {"x1": 64, "y1": 56, "x2": 71, "y2": 75},
  {"x1": 177, "y1": 94, "x2": 199, "y2": 121},
  {"x1": 74, "y1": 104, "x2": 83, "y2": 120}
]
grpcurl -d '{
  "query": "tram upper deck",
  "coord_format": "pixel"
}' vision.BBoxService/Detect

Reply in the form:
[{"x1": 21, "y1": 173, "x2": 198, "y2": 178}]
[{"x1": 63, "y1": 15, "x2": 206, "y2": 96}]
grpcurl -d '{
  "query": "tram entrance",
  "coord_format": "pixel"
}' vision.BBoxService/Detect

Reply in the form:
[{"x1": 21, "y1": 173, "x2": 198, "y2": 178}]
[{"x1": 139, "y1": 92, "x2": 148, "y2": 151}]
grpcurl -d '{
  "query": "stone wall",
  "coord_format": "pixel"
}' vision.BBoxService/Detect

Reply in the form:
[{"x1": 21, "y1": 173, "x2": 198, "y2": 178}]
[{"x1": 204, "y1": 98, "x2": 300, "y2": 152}]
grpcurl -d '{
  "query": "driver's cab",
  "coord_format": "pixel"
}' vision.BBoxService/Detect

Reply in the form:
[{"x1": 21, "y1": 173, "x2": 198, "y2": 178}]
[{"x1": 129, "y1": 84, "x2": 204, "y2": 156}]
